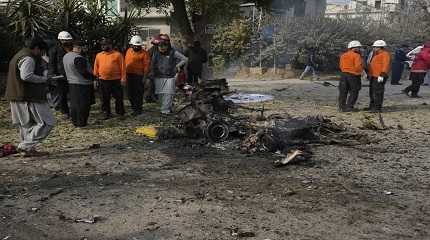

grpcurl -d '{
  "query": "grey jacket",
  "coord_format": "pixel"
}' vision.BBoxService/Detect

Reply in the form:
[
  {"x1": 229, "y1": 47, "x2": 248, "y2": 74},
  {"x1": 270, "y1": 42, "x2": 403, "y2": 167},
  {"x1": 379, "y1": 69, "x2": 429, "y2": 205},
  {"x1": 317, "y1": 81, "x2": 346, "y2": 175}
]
[
  {"x1": 63, "y1": 52, "x2": 93, "y2": 85},
  {"x1": 150, "y1": 49, "x2": 188, "y2": 78}
]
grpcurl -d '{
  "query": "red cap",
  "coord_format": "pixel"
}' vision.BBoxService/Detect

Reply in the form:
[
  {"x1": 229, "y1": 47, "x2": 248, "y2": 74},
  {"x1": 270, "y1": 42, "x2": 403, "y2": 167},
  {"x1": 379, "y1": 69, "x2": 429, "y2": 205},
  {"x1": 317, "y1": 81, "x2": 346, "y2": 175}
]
[{"x1": 151, "y1": 36, "x2": 160, "y2": 45}]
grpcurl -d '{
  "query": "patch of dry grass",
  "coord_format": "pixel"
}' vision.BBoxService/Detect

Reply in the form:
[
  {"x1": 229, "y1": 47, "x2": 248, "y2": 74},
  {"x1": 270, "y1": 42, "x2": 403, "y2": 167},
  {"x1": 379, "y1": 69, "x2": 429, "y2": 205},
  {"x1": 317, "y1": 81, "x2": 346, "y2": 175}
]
[{"x1": 0, "y1": 100, "x2": 179, "y2": 151}]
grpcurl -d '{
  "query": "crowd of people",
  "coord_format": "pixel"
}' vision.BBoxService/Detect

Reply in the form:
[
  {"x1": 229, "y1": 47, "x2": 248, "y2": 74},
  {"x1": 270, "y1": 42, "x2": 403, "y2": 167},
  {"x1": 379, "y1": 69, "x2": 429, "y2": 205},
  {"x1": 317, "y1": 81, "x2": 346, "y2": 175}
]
[
  {"x1": 4, "y1": 31, "x2": 430, "y2": 157},
  {"x1": 4, "y1": 31, "x2": 207, "y2": 156},
  {"x1": 338, "y1": 39, "x2": 430, "y2": 113}
]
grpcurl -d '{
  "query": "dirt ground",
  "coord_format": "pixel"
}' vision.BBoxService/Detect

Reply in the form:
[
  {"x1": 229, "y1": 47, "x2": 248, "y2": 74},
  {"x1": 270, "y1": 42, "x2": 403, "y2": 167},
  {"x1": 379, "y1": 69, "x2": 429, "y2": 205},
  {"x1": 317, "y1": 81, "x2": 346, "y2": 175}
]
[{"x1": 1, "y1": 77, "x2": 430, "y2": 240}]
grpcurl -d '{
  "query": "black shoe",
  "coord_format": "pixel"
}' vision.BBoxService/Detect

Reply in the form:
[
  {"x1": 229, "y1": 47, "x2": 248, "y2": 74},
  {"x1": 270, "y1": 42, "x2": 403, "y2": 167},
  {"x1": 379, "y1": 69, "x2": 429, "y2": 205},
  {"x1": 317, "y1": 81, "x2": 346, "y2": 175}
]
[
  {"x1": 401, "y1": 89, "x2": 409, "y2": 96},
  {"x1": 410, "y1": 95, "x2": 422, "y2": 98}
]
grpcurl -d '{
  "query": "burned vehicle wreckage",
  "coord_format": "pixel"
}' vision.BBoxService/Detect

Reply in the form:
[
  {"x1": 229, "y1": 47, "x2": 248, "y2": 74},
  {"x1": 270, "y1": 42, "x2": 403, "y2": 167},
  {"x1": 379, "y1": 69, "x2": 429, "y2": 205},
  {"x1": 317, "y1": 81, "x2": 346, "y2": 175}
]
[
  {"x1": 177, "y1": 79, "x2": 248, "y2": 142},
  {"x1": 173, "y1": 79, "x2": 368, "y2": 165}
]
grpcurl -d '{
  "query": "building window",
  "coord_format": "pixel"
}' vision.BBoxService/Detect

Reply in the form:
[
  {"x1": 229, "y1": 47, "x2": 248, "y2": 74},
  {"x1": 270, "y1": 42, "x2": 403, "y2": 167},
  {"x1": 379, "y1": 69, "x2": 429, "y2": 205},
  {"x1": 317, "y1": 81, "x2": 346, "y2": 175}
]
[
  {"x1": 375, "y1": 0, "x2": 382, "y2": 9},
  {"x1": 137, "y1": 28, "x2": 161, "y2": 42}
]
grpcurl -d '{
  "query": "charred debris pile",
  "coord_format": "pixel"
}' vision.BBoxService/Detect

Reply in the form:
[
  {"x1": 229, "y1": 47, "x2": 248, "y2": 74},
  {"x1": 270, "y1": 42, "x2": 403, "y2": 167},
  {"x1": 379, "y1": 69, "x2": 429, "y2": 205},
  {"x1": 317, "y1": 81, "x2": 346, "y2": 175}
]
[{"x1": 159, "y1": 79, "x2": 369, "y2": 166}]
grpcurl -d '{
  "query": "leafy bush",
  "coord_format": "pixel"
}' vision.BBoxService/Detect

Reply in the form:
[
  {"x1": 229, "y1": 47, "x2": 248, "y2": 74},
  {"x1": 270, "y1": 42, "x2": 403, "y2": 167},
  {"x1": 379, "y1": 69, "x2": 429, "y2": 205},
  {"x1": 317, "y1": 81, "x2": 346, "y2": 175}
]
[{"x1": 212, "y1": 19, "x2": 251, "y2": 68}]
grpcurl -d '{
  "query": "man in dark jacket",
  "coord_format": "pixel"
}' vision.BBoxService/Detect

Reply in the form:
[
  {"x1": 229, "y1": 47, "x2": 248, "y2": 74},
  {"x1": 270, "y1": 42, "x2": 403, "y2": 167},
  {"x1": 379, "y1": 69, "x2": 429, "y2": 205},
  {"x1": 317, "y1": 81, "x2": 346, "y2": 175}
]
[
  {"x1": 144, "y1": 35, "x2": 161, "y2": 102},
  {"x1": 391, "y1": 44, "x2": 409, "y2": 85},
  {"x1": 5, "y1": 37, "x2": 55, "y2": 157},
  {"x1": 299, "y1": 47, "x2": 319, "y2": 80},
  {"x1": 185, "y1": 40, "x2": 208, "y2": 86},
  {"x1": 48, "y1": 31, "x2": 73, "y2": 118}
]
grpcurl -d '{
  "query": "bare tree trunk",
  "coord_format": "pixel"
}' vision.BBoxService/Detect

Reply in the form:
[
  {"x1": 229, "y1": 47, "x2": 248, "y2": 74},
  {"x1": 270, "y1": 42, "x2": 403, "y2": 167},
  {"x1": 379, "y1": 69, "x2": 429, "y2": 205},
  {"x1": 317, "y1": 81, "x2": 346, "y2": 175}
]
[
  {"x1": 192, "y1": 7, "x2": 214, "y2": 80},
  {"x1": 170, "y1": 0, "x2": 194, "y2": 45}
]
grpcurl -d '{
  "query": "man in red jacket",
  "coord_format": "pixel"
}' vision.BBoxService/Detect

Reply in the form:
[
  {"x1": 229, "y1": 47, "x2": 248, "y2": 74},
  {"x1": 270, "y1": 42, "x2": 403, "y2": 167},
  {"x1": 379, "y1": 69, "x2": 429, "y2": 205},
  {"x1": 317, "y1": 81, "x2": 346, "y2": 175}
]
[{"x1": 403, "y1": 42, "x2": 430, "y2": 98}]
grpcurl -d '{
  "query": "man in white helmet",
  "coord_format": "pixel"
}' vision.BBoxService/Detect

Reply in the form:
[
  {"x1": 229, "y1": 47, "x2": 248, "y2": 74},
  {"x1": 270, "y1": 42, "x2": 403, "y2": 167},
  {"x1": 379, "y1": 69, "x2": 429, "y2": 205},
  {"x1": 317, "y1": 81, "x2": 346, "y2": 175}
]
[
  {"x1": 367, "y1": 40, "x2": 391, "y2": 112},
  {"x1": 125, "y1": 35, "x2": 150, "y2": 116},
  {"x1": 48, "y1": 31, "x2": 73, "y2": 118},
  {"x1": 338, "y1": 40, "x2": 364, "y2": 112}
]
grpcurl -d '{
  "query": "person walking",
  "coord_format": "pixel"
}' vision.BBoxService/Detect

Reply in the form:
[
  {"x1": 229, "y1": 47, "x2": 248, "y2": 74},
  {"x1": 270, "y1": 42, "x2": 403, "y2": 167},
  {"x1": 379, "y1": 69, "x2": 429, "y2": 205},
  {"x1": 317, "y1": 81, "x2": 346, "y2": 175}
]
[
  {"x1": 4, "y1": 37, "x2": 55, "y2": 157},
  {"x1": 48, "y1": 31, "x2": 73, "y2": 118},
  {"x1": 402, "y1": 42, "x2": 430, "y2": 98},
  {"x1": 299, "y1": 47, "x2": 319, "y2": 80},
  {"x1": 185, "y1": 40, "x2": 208, "y2": 86},
  {"x1": 63, "y1": 41, "x2": 94, "y2": 127},
  {"x1": 338, "y1": 41, "x2": 364, "y2": 112},
  {"x1": 93, "y1": 38, "x2": 126, "y2": 120},
  {"x1": 391, "y1": 44, "x2": 409, "y2": 85},
  {"x1": 367, "y1": 40, "x2": 391, "y2": 112},
  {"x1": 125, "y1": 35, "x2": 151, "y2": 116},
  {"x1": 149, "y1": 34, "x2": 188, "y2": 115}
]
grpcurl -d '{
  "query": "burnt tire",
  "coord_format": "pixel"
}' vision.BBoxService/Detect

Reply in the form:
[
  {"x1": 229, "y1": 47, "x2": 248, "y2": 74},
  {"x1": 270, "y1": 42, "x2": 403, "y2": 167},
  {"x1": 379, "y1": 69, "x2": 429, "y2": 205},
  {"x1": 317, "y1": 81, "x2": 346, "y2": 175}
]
[{"x1": 205, "y1": 121, "x2": 230, "y2": 142}]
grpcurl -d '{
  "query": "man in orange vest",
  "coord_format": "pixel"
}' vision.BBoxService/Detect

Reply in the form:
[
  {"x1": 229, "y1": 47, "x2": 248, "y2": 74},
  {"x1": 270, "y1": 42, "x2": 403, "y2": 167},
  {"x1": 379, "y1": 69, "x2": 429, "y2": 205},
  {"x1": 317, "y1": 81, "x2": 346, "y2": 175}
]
[
  {"x1": 93, "y1": 38, "x2": 126, "y2": 120},
  {"x1": 338, "y1": 40, "x2": 364, "y2": 112},
  {"x1": 125, "y1": 35, "x2": 150, "y2": 116},
  {"x1": 367, "y1": 40, "x2": 391, "y2": 113}
]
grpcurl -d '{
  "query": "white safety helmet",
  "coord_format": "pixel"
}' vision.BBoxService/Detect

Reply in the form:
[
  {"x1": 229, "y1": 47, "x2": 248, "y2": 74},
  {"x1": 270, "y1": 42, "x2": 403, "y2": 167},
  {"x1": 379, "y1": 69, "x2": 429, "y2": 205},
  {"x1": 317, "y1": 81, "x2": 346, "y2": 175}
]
[
  {"x1": 348, "y1": 40, "x2": 362, "y2": 49},
  {"x1": 373, "y1": 40, "x2": 387, "y2": 47},
  {"x1": 58, "y1": 31, "x2": 73, "y2": 40},
  {"x1": 129, "y1": 35, "x2": 144, "y2": 46}
]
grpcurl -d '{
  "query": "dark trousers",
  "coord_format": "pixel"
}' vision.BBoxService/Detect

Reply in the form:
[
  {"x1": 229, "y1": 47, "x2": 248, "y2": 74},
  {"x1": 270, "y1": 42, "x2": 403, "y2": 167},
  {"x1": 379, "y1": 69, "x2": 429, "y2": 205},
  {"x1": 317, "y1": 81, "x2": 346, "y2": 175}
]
[
  {"x1": 369, "y1": 77, "x2": 386, "y2": 111},
  {"x1": 404, "y1": 72, "x2": 425, "y2": 96},
  {"x1": 69, "y1": 84, "x2": 93, "y2": 127},
  {"x1": 188, "y1": 72, "x2": 201, "y2": 87},
  {"x1": 391, "y1": 62, "x2": 404, "y2": 84},
  {"x1": 338, "y1": 73, "x2": 361, "y2": 110},
  {"x1": 127, "y1": 73, "x2": 144, "y2": 114},
  {"x1": 53, "y1": 79, "x2": 70, "y2": 115},
  {"x1": 100, "y1": 80, "x2": 125, "y2": 116}
]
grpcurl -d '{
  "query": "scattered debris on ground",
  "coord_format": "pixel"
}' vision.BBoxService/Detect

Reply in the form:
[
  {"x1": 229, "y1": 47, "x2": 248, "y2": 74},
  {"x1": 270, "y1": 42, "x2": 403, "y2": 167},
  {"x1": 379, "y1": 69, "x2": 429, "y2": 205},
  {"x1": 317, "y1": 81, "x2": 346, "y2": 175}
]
[
  {"x1": 274, "y1": 149, "x2": 312, "y2": 167},
  {"x1": 224, "y1": 93, "x2": 274, "y2": 103},
  {"x1": 0, "y1": 144, "x2": 17, "y2": 157},
  {"x1": 360, "y1": 113, "x2": 389, "y2": 130},
  {"x1": 88, "y1": 143, "x2": 101, "y2": 149},
  {"x1": 75, "y1": 215, "x2": 103, "y2": 224},
  {"x1": 229, "y1": 227, "x2": 256, "y2": 238},
  {"x1": 39, "y1": 188, "x2": 64, "y2": 202},
  {"x1": 241, "y1": 115, "x2": 367, "y2": 154},
  {"x1": 58, "y1": 213, "x2": 104, "y2": 224},
  {"x1": 134, "y1": 79, "x2": 370, "y2": 166}
]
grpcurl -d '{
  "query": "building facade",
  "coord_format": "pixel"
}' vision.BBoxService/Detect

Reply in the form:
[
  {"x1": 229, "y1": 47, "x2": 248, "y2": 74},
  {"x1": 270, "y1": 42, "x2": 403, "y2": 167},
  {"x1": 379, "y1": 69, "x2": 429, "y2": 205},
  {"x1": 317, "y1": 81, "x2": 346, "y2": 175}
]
[
  {"x1": 241, "y1": 0, "x2": 327, "y2": 18},
  {"x1": 100, "y1": 0, "x2": 171, "y2": 41},
  {"x1": 326, "y1": 0, "x2": 409, "y2": 20}
]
